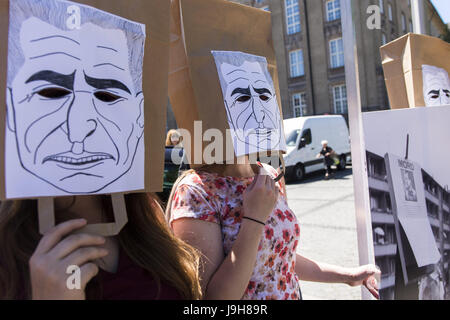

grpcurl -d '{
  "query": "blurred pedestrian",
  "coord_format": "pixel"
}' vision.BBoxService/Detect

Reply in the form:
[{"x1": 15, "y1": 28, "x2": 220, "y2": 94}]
[
  {"x1": 166, "y1": 129, "x2": 182, "y2": 147},
  {"x1": 316, "y1": 140, "x2": 336, "y2": 179}
]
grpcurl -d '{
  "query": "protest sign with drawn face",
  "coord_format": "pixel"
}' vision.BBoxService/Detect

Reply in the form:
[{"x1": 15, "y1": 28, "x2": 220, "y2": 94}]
[
  {"x1": 5, "y1": 0, "x2": 146, "y2": 197},
  {"x1": 212, "y1": 51, "x2": 285, "y2": 157},
  {"x1": 422, "y1": 65, "x2": 450, "y2": 107}
]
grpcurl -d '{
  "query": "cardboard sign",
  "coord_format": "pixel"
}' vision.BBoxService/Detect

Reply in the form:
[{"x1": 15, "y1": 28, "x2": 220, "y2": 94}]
[
  {"x1": 380, "y1": 33, "x2": 450, "y2": 109},
  {"x1": 168, "y1": 0, "x2": 286, "y2": 166},
  {"x1": 0, "y1": 0, "x2": 169, "y2": 199}
]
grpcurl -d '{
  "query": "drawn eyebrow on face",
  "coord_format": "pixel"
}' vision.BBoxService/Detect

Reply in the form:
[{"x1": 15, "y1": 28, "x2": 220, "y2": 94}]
[
  {"x1": 229, "y1": 77, "x2": 250, "y2": 84},
  {"x1": 93, "y1": 63, "x2": 125, "y2": 71},
  {"x1": 84, "y1": 73, "x2": 131, "y2": 94},
  {"x1": 97, "y1": 45, "x2": 118, "y2": 52},
  {"x1": 428, "y1": 90, "x2": 440, "y2": 96},
  {"x1": 30, "y1": 35, "x2": 80, "y2": 45},
  {"x1": 29, "y1": 52, "x2": 81, "y2": 61},
  {"x1": 231, "y1": 87, "x2": 251, "y2": 96},
  {"x1": 253, "y1": 87, "x2": 272, "y2": 95},
  {"x1": 25, "y1": 70, "x2": 76, "y2": 90},
  {"x1": 226, "y1": 69, "x2": 246, "y2": 75}
]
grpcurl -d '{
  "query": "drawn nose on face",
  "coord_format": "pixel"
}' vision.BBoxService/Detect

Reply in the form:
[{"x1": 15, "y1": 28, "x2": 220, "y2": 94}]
[
  {"x1": 251, "y1": 97, "x2": 266, "y2": 127},
  {"x1": 67, "y1": 93, "x2": 98, "y2": 144}
]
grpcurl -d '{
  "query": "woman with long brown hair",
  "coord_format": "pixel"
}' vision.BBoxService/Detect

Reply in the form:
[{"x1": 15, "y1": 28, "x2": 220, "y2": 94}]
[{"x1": 0, "y1": 193, "x2": 201, "y2": 300}]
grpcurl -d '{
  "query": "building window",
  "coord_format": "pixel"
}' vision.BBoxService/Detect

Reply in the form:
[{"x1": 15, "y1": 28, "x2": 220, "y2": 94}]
[
  {"x1": 285, "y1": 0, "x2": 301, "y2": 35},
  {"x1": 382, "y1": 33, "x2": 387, "y2": 45},
  {"x1": 329, "y1": 38, "x2": 344, "y2": 68},
  {"x1": 409, "y1": 20, "x2": 413, "y2": 33},
  {"x1": 401, "y1": 13, "x2": 406, "y2": 32},
  {"x1": 289, "y1": 49, "x2": 304, "y2": 77},
  {"x1": 388, "y1": 3, "x2": 393, "y2": 21},
  {"x1": 333, "y1": 84, "x2": 348, "y2": 114},
  {"x1": 379, "y1": 0, "x2": 384, "y2": 14},
  {"x1": 326, "y1": 0, "x2": 341, "y2": 21},
  {"x1": 292, "y1": 93, "x2": 307, "y2": 117}
]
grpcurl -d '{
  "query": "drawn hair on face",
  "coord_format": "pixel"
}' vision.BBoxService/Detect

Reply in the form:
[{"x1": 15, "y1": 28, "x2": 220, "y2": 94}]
[
  {"x1": 422, "y1": 64, "x2": 450, "y2": 104},
  {"x1": 211, "y1": 51, "x2": 275, "y2": 97},
  {"x1": 7, "y1": 0, "x2": 145, "y2": 93}
]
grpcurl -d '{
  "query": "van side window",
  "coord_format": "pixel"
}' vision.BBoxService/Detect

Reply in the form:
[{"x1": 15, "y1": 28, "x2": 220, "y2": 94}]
[{"x1": 301, "y1": 128, "x2": 312, "y2": 145}]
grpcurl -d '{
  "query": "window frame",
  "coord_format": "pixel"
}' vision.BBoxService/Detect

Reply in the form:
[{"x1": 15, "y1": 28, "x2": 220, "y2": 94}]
[
  {"x1": 388, "y1": 3, "x2": 393, "y2": 21},
  {"x1": 325, "y1": 0, "x2": 341, "y2": 22},
  {"x1": 285, "y1": 0, "x2": 301, "y2": 35},
  {"x1": 329, "y1": 37, "x2": 344, "y2": 69},
  {"x1": 333, "y1": 84, "x2": 348, "y2": 114},
  {"x1": 379, "y1": 0, "x2": 384, "y2": 14},
  {"x1": 289, "y1": 49, "x2": 305, "y2": 78},
  {"x1": 292, "y1": 92, "x2": 307, "y2": 117}
]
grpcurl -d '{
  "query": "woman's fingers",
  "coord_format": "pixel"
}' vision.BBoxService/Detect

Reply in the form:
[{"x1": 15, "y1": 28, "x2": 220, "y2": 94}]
[
  {"x1": 63, "y1": 247, "x2": 109, "y2": 268},
  {"x1": 364, "y1": 277, "x2": 380, "y2": 299},
  {"x1": 34, "y1": 219, "x2": 87, "y2": 255},
  {"x1": 79, "y1": 263, "x2": 100, "y2": 289},
  {"x1": 50, "y1": 233, "x2": 106, "y2": 260}
]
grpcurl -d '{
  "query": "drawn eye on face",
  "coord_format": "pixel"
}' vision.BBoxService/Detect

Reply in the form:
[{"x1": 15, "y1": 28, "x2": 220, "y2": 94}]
[
  {"x1": 94, "y1": 90, "x2": 123, "y2": 103},
  {"x1": 254, "y1": 87, "x2": 272, "y2": 102},
  {"x1": 231, "y1": 87, "x2": 252, "y2": 105},
  {"x1": 236, "y1": 95, "x2": 251, "y2": 103},
  {"x1": 428, "y1": 90, "x2": 440, "y2": 99},
  {"x1": 36, "y1": 87, "x2": 72, "y2": 99}
]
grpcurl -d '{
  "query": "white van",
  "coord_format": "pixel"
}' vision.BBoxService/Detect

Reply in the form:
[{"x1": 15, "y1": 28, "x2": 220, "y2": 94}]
[{"x1": 283, "y1": 115, "x2": 351, "y2": 181}]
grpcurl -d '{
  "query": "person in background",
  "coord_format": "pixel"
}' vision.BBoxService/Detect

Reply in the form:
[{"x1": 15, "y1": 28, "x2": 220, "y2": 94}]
[
  {"x1": 166, "y1": 129, "x2": 183, "y2": 147},
  {"x1": 316, "y1": 140, "x2": 336, "y2": 179}
]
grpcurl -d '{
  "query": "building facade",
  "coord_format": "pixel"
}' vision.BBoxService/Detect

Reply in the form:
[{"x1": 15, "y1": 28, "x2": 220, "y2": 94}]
[
  {"x1": 229, "y1": 0, "x2": 447, "y2": 120},
  {"x1": 166, "y1": 0, "x2": 447, "y2": 130}
]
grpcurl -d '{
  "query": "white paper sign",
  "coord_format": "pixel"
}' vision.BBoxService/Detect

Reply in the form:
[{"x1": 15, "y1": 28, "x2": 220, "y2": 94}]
[
  {"x1": 5, "y1": 0, "x2": 146, "y2": 198},
  {"x1": 384, "y1": 153, "x2": 441, "y2": 267},
  {"x1": 211, "y1": 51, "x2": 286, "y2": 157},
  {"x1": 422, "y1": 65, "x2": 450, "y2": 107}
]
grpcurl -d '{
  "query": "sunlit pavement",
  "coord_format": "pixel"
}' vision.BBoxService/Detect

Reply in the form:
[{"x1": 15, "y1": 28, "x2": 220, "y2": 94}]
[{"x1": 286, "y1": 166, "x2": 362, "y2": 300}]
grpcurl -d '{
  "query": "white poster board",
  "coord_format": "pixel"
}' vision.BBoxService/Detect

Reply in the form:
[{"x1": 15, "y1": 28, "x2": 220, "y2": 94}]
[
  {"x1": 384, "y1": 153, "x2": 440, "y2": 267},
  {"x1": 5, "y1": 0, "x2": 146, "y2": 198}
]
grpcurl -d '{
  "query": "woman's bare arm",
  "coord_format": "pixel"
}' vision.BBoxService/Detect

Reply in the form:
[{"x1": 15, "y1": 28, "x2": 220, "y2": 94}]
[
  {"x1": 172, "y1": 218, "x2": 264, "y2": 300},
  {"x1": 171, "y1": 174, "x2": 278, "y2": 300},
  {"x1": 295, "y1": 254, "x2": 380, "y2": 298}
]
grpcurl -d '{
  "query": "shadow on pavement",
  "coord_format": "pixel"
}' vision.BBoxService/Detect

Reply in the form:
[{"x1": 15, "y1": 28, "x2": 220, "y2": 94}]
[{"x1": 286, "y1": 166, "x2": 353, "y2": 185}]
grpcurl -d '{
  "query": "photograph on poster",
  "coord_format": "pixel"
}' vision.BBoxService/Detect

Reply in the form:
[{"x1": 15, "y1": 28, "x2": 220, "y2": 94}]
[
  {"x1": 211, "y1": 50, "x2": 286, "y2": 157},
  {"x1": 5, "y1": 0, "x2": 146, "y2": 198},
  {"x1": 422, "y1": 65, "x2": 450, "y2": 107},
  {"x1": 363, "y1": 105, "x2": 450, "y2": 299}
]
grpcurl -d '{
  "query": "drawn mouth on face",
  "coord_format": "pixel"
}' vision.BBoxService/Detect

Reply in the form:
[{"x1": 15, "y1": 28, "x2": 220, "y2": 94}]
[
  {"x1": 248, "y1": 128, "x2": 274, "y2": 138},
  {"x1": 42, "y1": 152, "x2": 115, "y2": 167}
]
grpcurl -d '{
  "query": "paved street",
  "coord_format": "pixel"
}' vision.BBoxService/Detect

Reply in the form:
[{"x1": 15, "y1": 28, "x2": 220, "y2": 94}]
[{"x1": 286, "y1": 167, "x2": 362, "y2": 300}]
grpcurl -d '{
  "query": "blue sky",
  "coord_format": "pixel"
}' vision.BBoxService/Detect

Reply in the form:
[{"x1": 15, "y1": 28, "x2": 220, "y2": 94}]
[{"x1": 431, "y1": 0, "x2": 450, "y2": 24}]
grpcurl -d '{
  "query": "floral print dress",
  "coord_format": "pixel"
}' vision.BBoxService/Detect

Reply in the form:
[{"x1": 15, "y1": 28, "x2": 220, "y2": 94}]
[{"x1": 170, "y1": 164, "x2": 302, "y2": 300}]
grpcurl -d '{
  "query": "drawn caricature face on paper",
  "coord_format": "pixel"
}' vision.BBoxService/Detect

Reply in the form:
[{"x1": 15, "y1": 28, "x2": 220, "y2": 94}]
[
  {"x1": 422, "y1": 65, "x2": 450, "y2": 107},
  {"x1": 5, "y1": 0, "x2": 146, "y2": 197},
  {"x1": 212, "y1": 51, "x2": 286, "y2": 157}
]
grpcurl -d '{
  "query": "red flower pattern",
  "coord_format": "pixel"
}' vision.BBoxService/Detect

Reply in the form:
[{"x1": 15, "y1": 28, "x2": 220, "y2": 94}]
[{"x1": 170, "y1": 164, "x2": 301, "y2": 300}]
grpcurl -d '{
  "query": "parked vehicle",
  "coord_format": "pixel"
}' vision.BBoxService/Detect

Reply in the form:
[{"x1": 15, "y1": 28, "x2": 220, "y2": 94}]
[{"x1": 283, "y1": 115, "x2": 351, "y2": 181}]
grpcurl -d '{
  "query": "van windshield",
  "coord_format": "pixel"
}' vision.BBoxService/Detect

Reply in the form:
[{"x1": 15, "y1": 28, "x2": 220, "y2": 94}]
[{"x1": 286, "y1": 129, "x2": 300, "y2": 147}]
